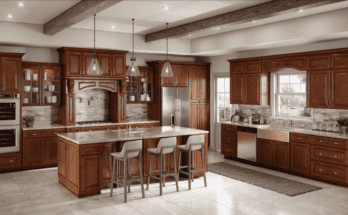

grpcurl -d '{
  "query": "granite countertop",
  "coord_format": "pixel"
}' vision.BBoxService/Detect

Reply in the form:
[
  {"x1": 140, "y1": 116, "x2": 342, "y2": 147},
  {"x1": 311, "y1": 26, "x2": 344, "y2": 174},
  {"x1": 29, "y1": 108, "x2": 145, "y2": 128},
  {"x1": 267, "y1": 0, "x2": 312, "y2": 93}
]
[
  {"x1": 57, "y1": 126, "x2": 209, "y2": 145},
  {"x1": 22, "y1": 119, "x2": 160, "y2": 131},
  {"x1": 220, "y1": 121, "x2": 268, "y2": 129}
]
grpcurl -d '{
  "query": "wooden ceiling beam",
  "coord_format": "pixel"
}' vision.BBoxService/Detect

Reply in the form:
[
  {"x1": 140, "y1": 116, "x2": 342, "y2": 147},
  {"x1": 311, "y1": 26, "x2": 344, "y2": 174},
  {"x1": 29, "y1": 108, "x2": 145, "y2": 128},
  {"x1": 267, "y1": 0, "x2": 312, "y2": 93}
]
[
  {"x1": 44, "y1": 0, "x2": 122, "y2": 35},
  {"x1": 145, "y1": 0, "x2": 347, "y2": 42}
]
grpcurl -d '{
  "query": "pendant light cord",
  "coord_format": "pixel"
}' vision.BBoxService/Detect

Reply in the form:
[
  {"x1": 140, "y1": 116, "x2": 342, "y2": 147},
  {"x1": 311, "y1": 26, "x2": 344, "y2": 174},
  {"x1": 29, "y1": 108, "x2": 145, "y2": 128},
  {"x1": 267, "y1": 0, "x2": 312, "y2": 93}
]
[
  {"x1": 166, "y1": 23, "x2": 168, "y2": 61},
  {"x1": 132, "y1": 19, "x2": 135, "y2": 59},
  {"x1": 94, "y1": 14, "x2": 96, "y2": 56}
]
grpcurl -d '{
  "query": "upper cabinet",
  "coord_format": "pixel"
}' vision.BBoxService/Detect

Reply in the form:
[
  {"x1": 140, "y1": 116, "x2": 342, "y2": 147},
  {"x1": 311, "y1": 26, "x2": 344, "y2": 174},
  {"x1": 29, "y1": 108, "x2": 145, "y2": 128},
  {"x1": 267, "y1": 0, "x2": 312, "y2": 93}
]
[
  {"x1": 125, "y1": 66, "x2": 154, "y2": 103},
  {"x1": 189, "y1": 65, "x2": 209, "y2": 102},
  {"x1": 308, "y1": 54, "x2": 331, "y2": 70},
  {"x1": 262, "y1": 56, "x2": 308, "y2": 72},
  {"x1": 157, "y1": 63, "x2": 189, "y2": 87},
  {"x1": 0, "y1": 53, "x2": 24, "y2": 94},
  {"x1": 230, "y1": 60, "x2": 261, "y2": 74},
  {"x1": 58, "y1": 48, "x2": 127, "y2": 79}
]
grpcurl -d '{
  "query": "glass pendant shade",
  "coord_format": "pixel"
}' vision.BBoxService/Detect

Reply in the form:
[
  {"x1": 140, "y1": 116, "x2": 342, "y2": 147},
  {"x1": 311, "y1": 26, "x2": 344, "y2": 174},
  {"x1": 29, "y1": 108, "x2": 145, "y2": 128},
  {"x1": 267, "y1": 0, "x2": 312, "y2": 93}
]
[
  {"x1": 161, "y1": 60, "x2": 174, "y2": 77},
  {"x1": 87, "y1": 55, "x2": 103, "y2": 76},
  {"x1": 126, "y1": 58, "x2": 140, "y2": 76}
]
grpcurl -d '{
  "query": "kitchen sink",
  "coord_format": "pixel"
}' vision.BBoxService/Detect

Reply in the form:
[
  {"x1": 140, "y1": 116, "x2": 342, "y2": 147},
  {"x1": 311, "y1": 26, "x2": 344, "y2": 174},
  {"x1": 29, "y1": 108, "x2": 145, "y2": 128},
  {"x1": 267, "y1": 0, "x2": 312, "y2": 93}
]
[{"x1": 257, "y1": 126, "x2": 296, "y2": 143}]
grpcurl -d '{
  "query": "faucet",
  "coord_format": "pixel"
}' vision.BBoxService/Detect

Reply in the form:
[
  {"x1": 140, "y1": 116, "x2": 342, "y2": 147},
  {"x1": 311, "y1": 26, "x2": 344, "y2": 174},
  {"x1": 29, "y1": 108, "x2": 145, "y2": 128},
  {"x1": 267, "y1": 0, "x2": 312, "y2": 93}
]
[{"x1": 288, "y1": 119, "x2": 293, "y2": 127}]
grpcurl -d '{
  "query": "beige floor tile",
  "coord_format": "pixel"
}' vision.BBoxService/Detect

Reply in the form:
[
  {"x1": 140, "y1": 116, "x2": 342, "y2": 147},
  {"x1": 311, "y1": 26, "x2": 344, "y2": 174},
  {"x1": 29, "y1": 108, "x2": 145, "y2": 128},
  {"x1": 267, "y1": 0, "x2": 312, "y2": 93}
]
[
  {"x1": 0, "y1": 183, "x2": 23, "y2": 197},
  {"x1": 88, "y1": 204, "x2": 142, "y2": 215},
  {"x1": 58, "y1": 211, "x2": 93, "y2": 215},
  {"x1": 21, "y1": 182, "x2": 73, "y2": 201},
  {"x1": 0, "y1": 192, "x2": 31, "y2": 207},
  {"x1": 0, "y1": 202, "x2": 40, "y2": 215}
]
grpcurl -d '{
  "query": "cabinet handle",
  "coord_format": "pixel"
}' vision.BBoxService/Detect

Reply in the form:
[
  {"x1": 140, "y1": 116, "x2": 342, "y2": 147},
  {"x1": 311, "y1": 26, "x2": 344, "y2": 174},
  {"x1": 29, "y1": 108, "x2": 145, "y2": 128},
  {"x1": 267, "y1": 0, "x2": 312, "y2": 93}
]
[
  {"x1": 32, "y1": 133, "x2": 36, "y2": 135},
  {"x1": 15, "y1": 73, "x2": 17, "y2": 89},
  {"x1": 299, "y1": 138, "x2": 302, "y2": 139},
  {"x1": 228, "y1": 128, "x2": 230, "y2": 129},
  {"x1": 335, "y1": 142, "x2": 338, "y2": 145},
  {"x1": 54, "y1": 132, "x2": 57, "y2": 134},
  {"x1": 319, "y1": 169, "x2": 322, "y2": 171},
  {"x1": 3, "y1": 80, "x2": 6, "y2": 90},
  {"x1": 227, "y1": 149, "x2": 230, "y2": 151},
  {"x1": 319, "y1": 140, "x2": 322, "y2": 142},
  {"x1": 319, "y1": 153, "x2": 322, "y2": 155},
  {"x1": 9, "y1": 160, "x2": 13, "y2": 163}
]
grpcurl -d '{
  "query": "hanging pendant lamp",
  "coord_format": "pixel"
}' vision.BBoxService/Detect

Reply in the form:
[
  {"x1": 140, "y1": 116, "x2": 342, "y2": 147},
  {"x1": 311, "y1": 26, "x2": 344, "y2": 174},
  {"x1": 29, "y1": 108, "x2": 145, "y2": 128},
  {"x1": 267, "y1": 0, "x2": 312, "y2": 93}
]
[
  {"x1": 87, "y1": 14, "x2": 103, "y2": 76},
  {"x1": 160, "y1": 23, "x2": 174, "y2": 78},
  {"x1": 126, "y1": 19, "x2": 141, "y2": 76}
]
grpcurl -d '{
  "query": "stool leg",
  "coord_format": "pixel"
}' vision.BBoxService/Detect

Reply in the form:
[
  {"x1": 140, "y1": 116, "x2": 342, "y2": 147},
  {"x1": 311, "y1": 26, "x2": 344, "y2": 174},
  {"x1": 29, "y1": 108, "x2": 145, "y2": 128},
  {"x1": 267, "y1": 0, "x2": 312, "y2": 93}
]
[
  {"x1": 173, "y1": 150, "x2": 179, "y2": 192},
  {"x1": 178, "y1": 150, "x2": 182, "y2": 177},
  {"x1": 138, "y1": 153, "x2": 145, "y2": 198},
  {"x1": 110, "y1": 157, "x2": 115, "y2": 197},
  {"x1": 162, "y1": 154, "x2": 166, "y2": 187},
  {"x1": 159, "y1": 153, "x2": 163, "y2": 196},
  {"x1": 146, "y1": 153, "x2": 152, "y2": 190},
  {"x1": 201, "y1": 148, "x2": 207, "y2": 187},
  {"x1": 192, "y1": 151, "x2": 194, "y2": 182},
  {"x1": 123, "y1": 157, "x2": 127, "y2": 203},
  {"x1": 188, "y1": 150, "x2": 191, "y2": 190},
  {"x1": 128, "y1": 158, "x2": 131, "y2": 193}
]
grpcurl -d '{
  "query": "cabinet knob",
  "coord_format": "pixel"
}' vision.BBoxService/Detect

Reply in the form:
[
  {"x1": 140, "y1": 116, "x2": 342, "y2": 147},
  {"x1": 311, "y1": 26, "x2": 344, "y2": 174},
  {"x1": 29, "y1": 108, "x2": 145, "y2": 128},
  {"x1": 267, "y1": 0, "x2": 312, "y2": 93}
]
[
  {"x1": 32, "y1": 134, "x2": 36, "y2": 135},
  {"x1": 9, "y1": 160, "x2": 13, "y2": 163},
  {"x1": 227, "y1": 138, "x2": 230, "y2": 140},
  {"x1": 299, "y1": 138, "x2": 302, "y2": 139},
  {"x1": 319, "y1": 140, "x2": 322, "y2": 142},
  {"x1": 334, "y1": 155, "x2": 337, "y2": 158},
  {"x1": 335, "y1": 142, "x2": 338, "y2": 144},
  {"x1": 319, "y1": 153, "x2": 322, "y2": 155},
  {"x1": 334, "y1": 172, "x2": 337, "y2": 175},
  {"x1": 228, "y1": 128, "x2": 230, "y2": 129},
  {"x1": 319, "y1": 169, "x2": 322, "y2": 171},
  {"x1": 227, "y1": 149, "x2": 230, "y2": 151},
  {"x1": 54, "y1": 132, "x2": 57, "y2": 134}
]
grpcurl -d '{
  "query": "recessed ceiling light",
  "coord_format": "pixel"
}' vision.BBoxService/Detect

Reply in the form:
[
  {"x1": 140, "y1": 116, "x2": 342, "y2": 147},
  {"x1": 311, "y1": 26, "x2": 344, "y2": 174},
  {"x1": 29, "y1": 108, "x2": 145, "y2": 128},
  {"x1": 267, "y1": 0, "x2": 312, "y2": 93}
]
[
  {"x1": 112, "y1": 26, "x2": 115, "y2": 29},
  {"x1": 299, "y1": 9, "x2": 304, "y2": 12},
  {"x1": 8, "y1": 14, "x2": 12, "y2": 18},
  {"x1": 18, "y1": 2, "x2": 24, "y2": 7},
  {"x1": 163, "y1": 6, "x2": 169, "y2": 11}
]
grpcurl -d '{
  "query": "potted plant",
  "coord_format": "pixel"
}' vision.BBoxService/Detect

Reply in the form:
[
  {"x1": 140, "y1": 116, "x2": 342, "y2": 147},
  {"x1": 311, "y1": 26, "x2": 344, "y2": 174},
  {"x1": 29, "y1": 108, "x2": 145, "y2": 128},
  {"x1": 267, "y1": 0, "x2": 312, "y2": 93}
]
[
  {"x1": 231, "y1": 109, "x2": 242, "y2": 122},
  {"x1": 337, "y1": 116, "x2": 348, "y2": 134},
  {"x1": 23, "y1": 115, "x2": 35, "y2": 128}
]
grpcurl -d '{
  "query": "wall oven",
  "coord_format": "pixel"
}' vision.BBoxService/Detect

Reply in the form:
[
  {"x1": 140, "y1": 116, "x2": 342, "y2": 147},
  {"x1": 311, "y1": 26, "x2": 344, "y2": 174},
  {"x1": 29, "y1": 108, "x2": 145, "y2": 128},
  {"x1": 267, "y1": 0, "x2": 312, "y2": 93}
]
[
  {"x1": 0, "y1": 94, "x2": 20, "y2": 125},
  {"x1": 0, "y1": 125, "x2": 20, "y2": 154}
]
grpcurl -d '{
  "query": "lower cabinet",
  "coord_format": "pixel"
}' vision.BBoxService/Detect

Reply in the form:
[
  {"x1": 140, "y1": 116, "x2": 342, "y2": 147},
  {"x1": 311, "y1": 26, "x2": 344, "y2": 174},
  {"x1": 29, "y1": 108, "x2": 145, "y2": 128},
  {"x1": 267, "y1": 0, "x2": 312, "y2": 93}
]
[
  {"x1": 257, "y1": 138, "x2": 290, "y2": 171},
  {"x1": 23, "y1": 138, "x2": 59, "y2": 168},
  {"x1": 221, "y1": 143, "x2": 237, "y2": 158},
  {"x1": 0, "y1": 153, "x2": 21, "y2": 172},
  {"x1": 290, "y1": 142, "x2": 311, "y2": 176}
]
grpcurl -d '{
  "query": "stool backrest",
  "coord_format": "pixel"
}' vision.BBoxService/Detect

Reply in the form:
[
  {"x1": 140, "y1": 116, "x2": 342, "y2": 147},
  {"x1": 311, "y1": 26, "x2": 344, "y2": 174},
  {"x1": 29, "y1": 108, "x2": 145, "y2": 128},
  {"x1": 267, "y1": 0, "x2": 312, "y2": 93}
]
[
  {"x1": 121, "y1": 140, "x2": 142, "y2": 158},
  {"x1": 186, "y1": 135, "x2": 204, "y2": 150},
  {"x1": 157, "y1": 137, "x2": 176, "y2": 154}
]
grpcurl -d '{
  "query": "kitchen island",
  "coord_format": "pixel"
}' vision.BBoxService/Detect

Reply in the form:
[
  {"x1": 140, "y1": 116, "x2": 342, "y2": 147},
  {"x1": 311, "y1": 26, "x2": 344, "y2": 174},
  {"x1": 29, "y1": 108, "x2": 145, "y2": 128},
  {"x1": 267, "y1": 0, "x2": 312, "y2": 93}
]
[{"x1": 57, "y1": 126, "x2": 209, "y2": 197}]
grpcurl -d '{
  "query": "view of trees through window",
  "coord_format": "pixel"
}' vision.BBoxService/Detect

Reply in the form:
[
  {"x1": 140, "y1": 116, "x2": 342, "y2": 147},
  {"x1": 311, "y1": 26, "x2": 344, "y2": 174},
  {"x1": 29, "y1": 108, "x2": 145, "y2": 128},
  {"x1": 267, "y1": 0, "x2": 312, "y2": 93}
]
[
  {"x1": 277, "y1": 74, "x2": 311, "y2": 118},
  {"x1": 217, "y1": 77, "x2": 232, "y2": 122}
]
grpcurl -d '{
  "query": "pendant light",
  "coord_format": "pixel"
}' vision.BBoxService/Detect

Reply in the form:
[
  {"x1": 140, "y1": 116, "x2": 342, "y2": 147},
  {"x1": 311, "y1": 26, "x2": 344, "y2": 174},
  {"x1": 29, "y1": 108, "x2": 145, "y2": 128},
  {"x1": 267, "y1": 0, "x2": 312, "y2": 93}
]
[
  {"x1": 87, "y1": 14, "x2": 103, "y2": 76},
  {"x1": 126, "y1": 19, "x2": 140, "y2": 76},
  {"x1": 160, "y1": 23, "x2": 174, "y2": 79}
]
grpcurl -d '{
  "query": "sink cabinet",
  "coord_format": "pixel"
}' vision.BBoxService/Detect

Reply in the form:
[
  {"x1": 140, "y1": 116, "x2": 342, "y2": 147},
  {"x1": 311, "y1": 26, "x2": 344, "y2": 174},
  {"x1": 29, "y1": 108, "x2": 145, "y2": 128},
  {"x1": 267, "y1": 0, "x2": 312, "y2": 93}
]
[
  {"x1": 257, "y1": 138, "x2": 290, "y2": 171},
  {"x1": 290, "y1": 133, "x2": 311, "y2": 176}
]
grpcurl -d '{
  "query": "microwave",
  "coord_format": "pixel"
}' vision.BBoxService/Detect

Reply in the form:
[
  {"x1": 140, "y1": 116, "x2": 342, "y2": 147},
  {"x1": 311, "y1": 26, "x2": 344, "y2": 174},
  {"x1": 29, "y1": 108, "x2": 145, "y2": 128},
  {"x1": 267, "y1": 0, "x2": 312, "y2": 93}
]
[
  {"x1": 0, "y1": 94, "x2": 20, "y2": 126},
  {"x1": 0, "y1": 125, "x2": 20, "y2": 154}
]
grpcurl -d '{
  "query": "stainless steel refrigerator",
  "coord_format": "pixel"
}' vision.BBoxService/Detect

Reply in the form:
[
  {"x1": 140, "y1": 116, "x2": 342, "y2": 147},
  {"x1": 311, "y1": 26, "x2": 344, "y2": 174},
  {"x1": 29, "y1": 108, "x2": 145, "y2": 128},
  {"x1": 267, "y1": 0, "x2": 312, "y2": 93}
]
[{"x1": 161, "y1": 87, "x2": 190, "y2": 127}]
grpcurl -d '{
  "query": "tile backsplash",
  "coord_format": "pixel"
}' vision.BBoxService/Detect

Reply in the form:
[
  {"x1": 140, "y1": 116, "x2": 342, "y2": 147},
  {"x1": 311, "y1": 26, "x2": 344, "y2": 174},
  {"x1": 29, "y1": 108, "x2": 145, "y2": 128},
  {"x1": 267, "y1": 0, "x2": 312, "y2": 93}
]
[
  {"x1": 22, "y1": 106, "x2": 59, "y2": 126},
  {"x1": 126, "y1": 104, "x2": 148, "y2": 120}
]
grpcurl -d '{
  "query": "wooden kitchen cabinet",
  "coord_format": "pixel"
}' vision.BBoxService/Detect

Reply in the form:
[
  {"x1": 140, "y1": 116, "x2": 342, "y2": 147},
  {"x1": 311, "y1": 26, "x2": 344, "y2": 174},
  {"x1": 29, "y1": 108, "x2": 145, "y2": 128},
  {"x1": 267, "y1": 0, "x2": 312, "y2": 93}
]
[
  {"x1": 189, "y1": 65, "x2": 209, "y2": 102},
  {"x1": 307, "y1": 70, "x2": 331, "y2": 109},
  {"x1": 190, "y1": 102, "x2": 209, "y2": 131},
  {"x1": 98, "y1": 53, "x2": 113, "y2": 77},
  {"x1": 230, "y1": 75, "x2": 243, "y2": 104},
  {"x1": 174, "y1": 64, "x2": 189, "y2": 87},
  {"x1": 291, "y1": 141, "x2": 311, "y2": 176},
  {"x1": 125, "y1": 66, "x2": 154, "y2": 103},
  {"x1": 308, "y1": 54, "x2": 331, "y2": 70},
  {"x1": 331, "y1": 53, "x2": 348, "y2": 69},
  {"x1": 257, "y1": 139, "x2": 274, "y2": 166},
  {"x1": 23, "y1": 139, "x2": 45, "y2": 167},
  {"x1": 0, "y1": 153, "x2": 21, "y2": 172},
  {"x1": 245, "y1": 74, "x2": 260, "y2": 105},
  {"x1": 109, "y1": 93, "x2": 126, "y2": 123},
  {"x1": 65, "y1": 51, "x2": 83, "y2": 77},
  {"x1": 330, "y1": 69, "x2": 348, "y2": 109},
  {"x1": 82, "y1": 52, "x2": 94, "y2": 77},
  {"x1": 230, "y1": 60, "x2": 261, "y2": 74},
  {"x1": 221, "y1": 124, "x2": 237, "y2": 158},
  {"x1": 112, "y1": 54, "x2": 126, "y2": 78},
  {"x1": 257, "y1": 139, "x2": 290, "y2": 171},
  {"x1": 1, "y1": 57, "x2": 22, "y2": 93}
]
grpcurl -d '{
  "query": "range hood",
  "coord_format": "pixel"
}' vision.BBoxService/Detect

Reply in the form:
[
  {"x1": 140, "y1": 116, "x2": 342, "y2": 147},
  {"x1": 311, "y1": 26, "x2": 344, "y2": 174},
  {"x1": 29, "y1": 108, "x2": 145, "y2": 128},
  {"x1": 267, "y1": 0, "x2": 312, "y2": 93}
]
[{"x1": 64, "y1": 78, "x2": 119, "y2": 94}]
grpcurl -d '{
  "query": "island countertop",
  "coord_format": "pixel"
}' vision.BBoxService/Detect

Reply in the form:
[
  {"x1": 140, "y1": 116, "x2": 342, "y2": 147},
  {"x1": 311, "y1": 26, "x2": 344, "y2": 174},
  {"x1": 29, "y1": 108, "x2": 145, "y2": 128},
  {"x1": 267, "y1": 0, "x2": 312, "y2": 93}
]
[{"x1": 57, "y1": 126, "x2": 209, "y2": 144}]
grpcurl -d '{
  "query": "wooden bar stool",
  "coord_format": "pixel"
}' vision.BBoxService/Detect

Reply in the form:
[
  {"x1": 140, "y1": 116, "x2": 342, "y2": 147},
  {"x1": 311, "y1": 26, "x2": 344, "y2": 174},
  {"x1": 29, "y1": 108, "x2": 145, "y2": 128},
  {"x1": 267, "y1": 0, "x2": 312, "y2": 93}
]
[
  {"x1": 110, "y1": 140, "x2": 145, "y2": 203},
  {"x1": 146, "y1": 137, "x2": 179, "y2": 196},
  {"x1": 177, "y1": 135, "x2": 207, "y2": 190}
]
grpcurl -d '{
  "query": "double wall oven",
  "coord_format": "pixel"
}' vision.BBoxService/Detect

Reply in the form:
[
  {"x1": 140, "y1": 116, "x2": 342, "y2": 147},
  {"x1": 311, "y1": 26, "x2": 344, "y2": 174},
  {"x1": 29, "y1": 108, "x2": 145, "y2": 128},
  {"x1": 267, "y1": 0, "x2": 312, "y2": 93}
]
[{"x1": 0, "y1": 94, "x2": 20, "y2": 154}]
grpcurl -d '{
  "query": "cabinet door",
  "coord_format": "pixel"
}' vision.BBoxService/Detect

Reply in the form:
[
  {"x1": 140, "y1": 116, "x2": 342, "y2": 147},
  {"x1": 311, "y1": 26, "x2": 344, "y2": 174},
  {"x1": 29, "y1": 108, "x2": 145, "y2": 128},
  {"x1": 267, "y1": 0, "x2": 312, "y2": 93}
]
[
  {"x1": 274, "y1": 141, "x2": 290, "y2": 171},
  {"x1": 98, "y1": 53, "x2": 113, "y2": 77},
  {"x1": 118, "y1": 94, "x2": 126, "y2": 122},
  {"x1": 230, "y1": 62, "x2": 244, "y2": 74},
  {"x1": 308, "y1": 55, "x2": 331, "y2": 70},
  {"x1": 66, "y1": 52, "x2": 82, "y2": 77},
  {"x1": 42, "y1": 66, "x2": 61, "y2": 106},
  {"x1": 245, "y1": 60, "x2": 261, "y2": 74},
  {"x1": 174, "y1": 64, "x2": 188, "y2": 87},
  {"x1": 2, "y1": 57, "x2": 21, "y2": 93},
  {"x1": 113, "y1": 54, "x2": 125, "y2": 78},
  {"x1": 190, "y1": 102, "x2": 199, "y2": 129},
  {"x1": 200, "y1": 68, "x2": 209, "y2": 101},
  {"x1": 230, "y1": 75, "x2": 243, "y2": 104},
  {"x1": 282, "y1": 56, "x2": 308, "y2": 71},
  {"x1": 45, "y1": 138, "x2": 58, "y2": 166},
  {"x1": 291, "y1": 142, "x2": 310, "y2": 176},
  {"x1": 307, "y1": 70, "x2": 331, "y2": 108},
  {"x1": 189, "y1": 66, "x2": 199, "y2": 101},
  {"x1": 331, "y1": 53, "x2": 348, "y2": 69},
  {"x1": 23, "y1": 139, "x2": 45, "y2": 167},
  {"x1": 262, "y1": 59, "x2": 282, "y2": 72},
  {"x1": 257, "y1": 139, "x2": 273, "y2": 166},
  {"x1": 199, "y1": 103, "x2": 210, "y2": 131},
  {"x1": 82, "y1": 52, "x2": 95, "y2": 76},
  {"x1": 331, "y1": 69, "x2": 348, "y2": 109},
  {"x1": 245, "y1": 75, "x2": 260, "y2": 105}
]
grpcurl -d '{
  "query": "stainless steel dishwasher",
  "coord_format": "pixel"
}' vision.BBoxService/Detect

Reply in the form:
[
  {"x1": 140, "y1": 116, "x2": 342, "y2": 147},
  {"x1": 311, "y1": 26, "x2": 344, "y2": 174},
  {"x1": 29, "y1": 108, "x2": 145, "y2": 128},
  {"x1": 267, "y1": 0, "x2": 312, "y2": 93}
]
[{"x1": 237, "y1": 126, "x2": 257, "y2": 162}]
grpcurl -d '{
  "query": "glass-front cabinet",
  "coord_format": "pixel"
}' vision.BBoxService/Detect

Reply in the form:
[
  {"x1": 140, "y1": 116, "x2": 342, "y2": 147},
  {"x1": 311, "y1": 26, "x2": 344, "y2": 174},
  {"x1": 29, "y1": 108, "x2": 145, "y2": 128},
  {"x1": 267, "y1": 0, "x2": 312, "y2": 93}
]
[
  {"x1": 126, "y1": 66, "x2": 153, "y2": 103},
  {"x1": 22, "y1": 62, "x2": 61, "y2": 106}
]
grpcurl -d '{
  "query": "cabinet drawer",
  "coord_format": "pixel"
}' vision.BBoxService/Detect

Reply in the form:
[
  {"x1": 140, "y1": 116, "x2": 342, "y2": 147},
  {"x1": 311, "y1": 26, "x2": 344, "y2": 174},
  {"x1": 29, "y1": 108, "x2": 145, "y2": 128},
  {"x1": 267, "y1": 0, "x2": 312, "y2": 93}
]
[
  {"x1": 221, "y1": 132, "x2": 237, "y2": 145},
  {"x1": 311, "y1": 161, "x2": 347, "y2": 184},
  {"x1": 311, "y1": 136, "x2": 347, "y2": 149},
  {"x1": 23, "y1": 128, "x2": 66, "y2": 139},
  {"x1": 290, "y1": 133, "x2": 310, "y2": 143},
  {"x1": 0, "y1": 153, "x2": 19, "y2": 166},
  {"x1": 221, "y1": 143, "x2": 236, "y2": 158},
  {"x1": 221, "y1": 124, "x2": 237, "y2": 133},
  {"x1": 311, "y1": 146, "x2": 347, "y2": 166}
]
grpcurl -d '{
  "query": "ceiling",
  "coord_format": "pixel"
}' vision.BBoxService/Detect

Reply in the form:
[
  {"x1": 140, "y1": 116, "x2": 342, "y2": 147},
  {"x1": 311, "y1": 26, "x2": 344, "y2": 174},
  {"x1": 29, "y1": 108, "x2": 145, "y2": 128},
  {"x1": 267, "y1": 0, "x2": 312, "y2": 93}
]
[{"x1": 1, "y1": 0, "x2": 348, "y2": 56}]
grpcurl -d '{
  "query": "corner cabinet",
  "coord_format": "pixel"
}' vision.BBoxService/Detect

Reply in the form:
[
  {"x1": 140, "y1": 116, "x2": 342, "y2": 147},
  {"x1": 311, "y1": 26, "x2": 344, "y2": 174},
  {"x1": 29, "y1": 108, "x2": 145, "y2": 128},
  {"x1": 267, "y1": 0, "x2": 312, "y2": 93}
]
[
  {"x1": 58, "y1": 47, "x2": 127, "y2": 79},
  {"x1": 0, "y1": 53, "x2": 24, "y2": 94},
  {"x1": 22, "y1": 62, "x2": 61, "y2": 106}
]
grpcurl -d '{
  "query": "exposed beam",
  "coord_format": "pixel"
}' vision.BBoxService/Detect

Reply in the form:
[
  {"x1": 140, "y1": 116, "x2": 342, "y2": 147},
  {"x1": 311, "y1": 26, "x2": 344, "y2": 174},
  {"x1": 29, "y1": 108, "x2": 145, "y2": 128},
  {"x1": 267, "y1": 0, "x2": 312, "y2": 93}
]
[
  {"x1": 145, "y1": 0, "x2": 347, "y2": 42},
  {"x1": 44, "y1": 0, "x2": 122, "y2": 35}
]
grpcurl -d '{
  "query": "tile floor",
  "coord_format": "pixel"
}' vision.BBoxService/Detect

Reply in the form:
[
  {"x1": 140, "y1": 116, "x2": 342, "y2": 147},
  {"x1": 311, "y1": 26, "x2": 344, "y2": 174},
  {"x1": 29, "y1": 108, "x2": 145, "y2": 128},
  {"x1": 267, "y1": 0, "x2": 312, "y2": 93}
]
[{"x1": 1, "y1": 150, "x2": 348, "y2": 215}]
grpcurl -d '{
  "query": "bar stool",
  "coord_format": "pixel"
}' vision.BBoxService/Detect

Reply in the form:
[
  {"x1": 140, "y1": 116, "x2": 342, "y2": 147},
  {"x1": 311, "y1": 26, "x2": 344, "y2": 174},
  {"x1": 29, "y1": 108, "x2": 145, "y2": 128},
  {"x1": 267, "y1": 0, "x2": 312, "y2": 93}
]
[
  {"x1": 146, "y1": 137, "x2": 179, "y2": 195},
  {"x1": 110, "y1": 140, "x2": 145, "y2": 203},
  {"x1": 177, "y1": 135, "x2": 207, "y2": 190}
]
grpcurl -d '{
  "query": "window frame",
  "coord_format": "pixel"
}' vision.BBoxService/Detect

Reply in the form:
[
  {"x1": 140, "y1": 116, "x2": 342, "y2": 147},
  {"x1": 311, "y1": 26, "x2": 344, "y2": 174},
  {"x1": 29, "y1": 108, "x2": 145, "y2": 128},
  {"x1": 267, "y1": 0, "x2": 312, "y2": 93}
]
[
  {"x1": 216, "y1": 76, "x2": 232, "y2": 122},
  {"x1": 271, "y1": 70, "x2": 313, "y2": 120}
]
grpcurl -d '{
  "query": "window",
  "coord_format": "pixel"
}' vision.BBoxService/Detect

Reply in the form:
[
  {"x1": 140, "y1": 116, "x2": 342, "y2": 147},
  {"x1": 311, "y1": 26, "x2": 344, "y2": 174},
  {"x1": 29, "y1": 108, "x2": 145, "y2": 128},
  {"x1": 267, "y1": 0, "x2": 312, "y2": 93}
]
[
  {"x1": 272, "y1": 69, "x2": 311, "y2": 119},
  {"x1": 216, "y1": 77, "x2": 232, "y2": 122}
]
